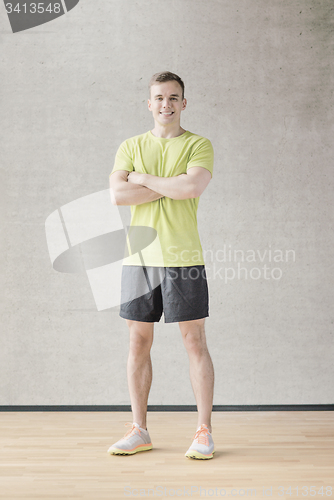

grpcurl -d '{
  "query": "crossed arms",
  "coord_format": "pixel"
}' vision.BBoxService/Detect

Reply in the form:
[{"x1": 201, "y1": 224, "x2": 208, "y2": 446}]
[{"x1": 109, "y1": 167, "x2": 212, "y2": 206}]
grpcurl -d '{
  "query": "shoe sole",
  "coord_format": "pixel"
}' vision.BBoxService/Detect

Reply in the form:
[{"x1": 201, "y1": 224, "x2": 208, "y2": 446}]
[
  {"x1": 185, "y1": 449, "x2": 215, "y2": 460},
  {"x1": 108, "y1": 444, "x2": 153, "y2": 455}
]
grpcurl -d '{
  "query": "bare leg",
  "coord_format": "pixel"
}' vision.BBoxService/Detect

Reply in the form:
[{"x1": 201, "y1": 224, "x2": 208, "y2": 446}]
[
  {"x1": 126, "y1": 319, "x2": 154, "y2": 430},
  {"x1": 179, "y1": 318, "x2": 214, "y2": 433}
]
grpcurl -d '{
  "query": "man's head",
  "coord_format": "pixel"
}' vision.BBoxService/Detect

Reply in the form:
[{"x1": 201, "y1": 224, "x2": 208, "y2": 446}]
[
  {"x1": 148, "y1": 72, "x2": 187, "y2": 131},
  {"x1": 149, "y1": 72, "x2": 185, "y2": 100}
]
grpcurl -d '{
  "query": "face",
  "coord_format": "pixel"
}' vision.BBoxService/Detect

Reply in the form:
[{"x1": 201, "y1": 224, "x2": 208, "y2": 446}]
[{"x1": 148, "y1": 81, "x2": 187, "y2": 126}]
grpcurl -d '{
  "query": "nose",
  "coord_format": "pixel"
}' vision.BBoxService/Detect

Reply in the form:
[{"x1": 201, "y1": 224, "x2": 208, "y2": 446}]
[{"x1": 162, "y1": 98, "x2": 171, "y2": 108}]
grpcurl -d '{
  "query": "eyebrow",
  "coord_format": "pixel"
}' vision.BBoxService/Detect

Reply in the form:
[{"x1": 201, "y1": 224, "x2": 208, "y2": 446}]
[{"x1": 154, "y1": 93, "x2": 180, "y2": 98}]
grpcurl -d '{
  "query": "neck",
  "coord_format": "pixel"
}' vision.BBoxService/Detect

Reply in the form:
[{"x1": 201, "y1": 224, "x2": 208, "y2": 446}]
[{"x1": 151, "y1": 123, "x2": 186, "y2": 139}]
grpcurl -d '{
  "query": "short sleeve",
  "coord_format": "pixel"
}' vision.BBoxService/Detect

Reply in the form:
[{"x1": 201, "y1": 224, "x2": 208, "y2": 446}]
[
  {"x1": 109, "y1": 140, "x2": 134, "y2": 177},
  {"x1": 186, "y1": 138, "x2": 214, "y2": 177}
]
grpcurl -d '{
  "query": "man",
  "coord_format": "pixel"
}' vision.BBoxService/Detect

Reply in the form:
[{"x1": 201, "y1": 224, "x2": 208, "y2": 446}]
[{"x1": 108, "y1": 72, "x2": 215, "y2": 460}]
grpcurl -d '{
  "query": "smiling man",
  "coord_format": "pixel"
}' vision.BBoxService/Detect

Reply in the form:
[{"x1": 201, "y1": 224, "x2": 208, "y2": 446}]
[{"x1": 108, "y1": 72, "x2": 215, "y2": 460}]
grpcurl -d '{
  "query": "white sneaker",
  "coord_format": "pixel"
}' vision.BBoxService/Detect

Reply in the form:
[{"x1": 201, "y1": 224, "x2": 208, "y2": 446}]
[
  {"x1": 185, "y1": 424, "x2": 215, "y2": 459},
  {"x1": 108, "y1": 422, "x2": 153, "y2": 455}
]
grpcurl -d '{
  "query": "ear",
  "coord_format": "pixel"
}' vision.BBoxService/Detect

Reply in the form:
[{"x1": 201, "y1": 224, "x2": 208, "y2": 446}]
[
  {"x1": 182, "y1": 98, "x2": 187, "y2": 110},
  {"x1": 148, "y1": 99, "x2": 152, "y2": 111}
]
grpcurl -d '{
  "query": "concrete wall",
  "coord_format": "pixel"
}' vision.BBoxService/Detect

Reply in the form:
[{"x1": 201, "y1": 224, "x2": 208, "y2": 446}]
[{"x1": 1, "y1": 0, "x2": 333, "y2": 405}]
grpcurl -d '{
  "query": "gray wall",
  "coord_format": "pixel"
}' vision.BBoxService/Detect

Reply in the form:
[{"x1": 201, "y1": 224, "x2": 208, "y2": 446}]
[{"x1": 1, "y1": 0, "x2": 333, "y2": 405}]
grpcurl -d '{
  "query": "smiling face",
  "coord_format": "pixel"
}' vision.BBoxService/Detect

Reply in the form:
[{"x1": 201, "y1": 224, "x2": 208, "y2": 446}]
[{"x1": 148, "y1": 80, "x2": 187, "y2": 129}]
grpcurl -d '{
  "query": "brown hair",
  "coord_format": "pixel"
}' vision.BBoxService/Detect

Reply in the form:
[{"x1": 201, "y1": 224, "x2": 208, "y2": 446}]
[{"x1": 149, "y1": 72, "x2": 185, "y2": 99}]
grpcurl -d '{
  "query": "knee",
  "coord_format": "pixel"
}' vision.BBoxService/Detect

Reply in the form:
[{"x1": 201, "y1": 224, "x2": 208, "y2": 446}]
[
  {"x1": 182, "y1": 330, "x2": 207, "y2": 356},
  {"x1": 129, "y1": 327, "x2": 153, "y2": 356}
]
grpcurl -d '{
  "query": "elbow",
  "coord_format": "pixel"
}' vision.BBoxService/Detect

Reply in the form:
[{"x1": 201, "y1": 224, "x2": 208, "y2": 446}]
[
  {"x1": 113, "y1": 194, "x2": 125, "y2": 206},
  {"x1": 177, "y1": 187, "x2": 198, "y2": 200},
  {"x1": 109, "y1": 187, "x2": 121, "y2": 206},
  {"x1": 189, "y1": 184, "x2": 201, "y2": 199}
]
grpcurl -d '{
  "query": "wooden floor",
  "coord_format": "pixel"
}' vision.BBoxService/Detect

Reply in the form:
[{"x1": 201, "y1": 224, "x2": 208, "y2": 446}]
[{"x1": 0, "y1": 411, "x2": 333, "y2": 499}]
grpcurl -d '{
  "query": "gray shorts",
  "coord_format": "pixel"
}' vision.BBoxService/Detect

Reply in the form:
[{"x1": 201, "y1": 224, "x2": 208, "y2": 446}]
[{"x1": 119, "y1": 265, "x2": 209, "y2": 323}]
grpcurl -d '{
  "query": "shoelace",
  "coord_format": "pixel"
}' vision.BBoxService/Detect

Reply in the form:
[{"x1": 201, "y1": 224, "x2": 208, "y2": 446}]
[
  {"x1": 123, "y1": 422, "x2": 141, "y2": 439},
  {"x1": 193, "y1": 424, "x2": 210, "y2": 446}
]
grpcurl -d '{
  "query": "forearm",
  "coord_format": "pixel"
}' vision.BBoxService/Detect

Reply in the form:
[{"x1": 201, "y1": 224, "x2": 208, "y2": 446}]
[
  {"x1": 139, "y1": 173, "x2": 197, "y2": 200},
  {"x1": 111, "y1": 181, "x2": 164, "y2": 206}
]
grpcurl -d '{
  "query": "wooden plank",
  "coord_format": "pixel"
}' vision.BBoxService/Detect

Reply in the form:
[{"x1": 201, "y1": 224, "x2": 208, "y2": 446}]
[{"x1": 0, "y1": 411, "x2": 333, "y2": 499}]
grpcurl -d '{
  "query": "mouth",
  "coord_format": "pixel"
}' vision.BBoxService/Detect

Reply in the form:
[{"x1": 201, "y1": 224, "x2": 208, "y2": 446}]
[{"x1": 160, "y1": 112, "x2": 174, "y2": 116}]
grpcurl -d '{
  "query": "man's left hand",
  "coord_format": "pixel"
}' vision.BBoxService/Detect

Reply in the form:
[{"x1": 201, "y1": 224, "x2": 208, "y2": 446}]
[{"x1": 128, "y1": 171, "x2": 146, "y2": 185}]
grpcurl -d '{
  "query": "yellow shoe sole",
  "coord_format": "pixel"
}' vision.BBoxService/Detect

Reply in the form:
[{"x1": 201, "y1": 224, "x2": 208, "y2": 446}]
[
  {"x1": 185, "y1": 449, "x2": 215, "y2": 460},
  {"x1": 108, "y1": 444, "x2": 153, "y2": 455}
]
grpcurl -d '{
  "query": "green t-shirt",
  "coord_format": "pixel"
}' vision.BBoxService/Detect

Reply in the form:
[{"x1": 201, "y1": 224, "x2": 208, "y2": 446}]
[{"x1": 110, "y1": 130, "x2": 214, "y2": 267}]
